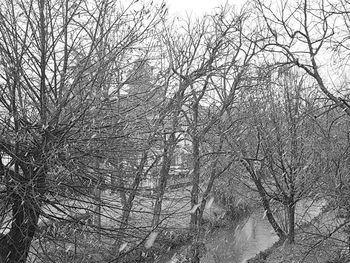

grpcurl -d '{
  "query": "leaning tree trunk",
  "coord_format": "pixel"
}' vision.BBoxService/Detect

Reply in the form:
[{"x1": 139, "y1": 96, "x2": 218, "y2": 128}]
[
  {"x1": 197, "y1": 138, "x2": 224, "y2": 230},
  {"x1": 254, "y1": 177, "x2": 286, "y2": 240},
  {"x1": 242, "y1": 160, "x2": 286, "y2": 240},
  {"x1": 118, "y1": 152, "x2": 147, "y2": 244},
  {"x1": 152, "y1": 148, "x2": 172, "y2": 227}
]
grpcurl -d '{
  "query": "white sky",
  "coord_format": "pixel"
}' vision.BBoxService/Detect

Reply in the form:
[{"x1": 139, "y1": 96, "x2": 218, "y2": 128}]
[{"x1": 163, "y1": 0, "x2": 248, "y2": 17}]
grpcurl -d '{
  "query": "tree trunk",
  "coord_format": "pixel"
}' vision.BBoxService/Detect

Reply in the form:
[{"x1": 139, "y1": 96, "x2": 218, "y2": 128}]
[
  {"x1": 197, "y1": 138, "x2": 224, "y2": 229},
  {"x1": 153, "y1": 89, "x2": 181, "y2": 227},
  {"x1": 190, "y1": 136, "x2": 200, "y2": 230},
  {"x1": 119, "y1": 177, "x2": 127, "y2": 208},
  {"x1": 287, "y1": 201, "x2": 295, "y2": 243},
  {"x1": 94, "y1": 184, "x2": 102, "y2": 240},
  {"x1": 255, "y1": 178, "x2": 286, "y2": 239},
  {"x1": 119, "y1": 152, "x2": 147, "y2": 242},
  {"x1": 0, "y1": 193, "x2": 40, "y2": 263},
  {"x1": 94, "y1": 162, "x2": 102, "y2": 240},
  {"x1": 242, "y1": 160, "x2": 286, "y2": 239},
  {"x1": 152, "y1": 148, "x2": 171, "y2": 227},
  {"x1": 0, "y1": 161, "x2": 45, "y2": 263}
]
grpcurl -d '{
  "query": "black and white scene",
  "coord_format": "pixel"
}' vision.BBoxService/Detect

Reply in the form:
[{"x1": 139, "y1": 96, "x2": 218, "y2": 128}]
[{"x1": 0, "y1": 0, "x2": 349, "y2": 262}]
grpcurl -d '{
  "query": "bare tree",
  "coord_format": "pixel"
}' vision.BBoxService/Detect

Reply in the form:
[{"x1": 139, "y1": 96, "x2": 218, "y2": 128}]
[
  {"x1": 250, "y1": 0, "x2": 350, "y2": 251},
  {"x1": 161, "y1": 5, "x2": 265, "y2": 262},
  {"x1": 253, "y1": 0, "x2": 350, "y2": 115},
  {"x1": 231, "y1": 67, "x2": 326, "y2": 244},
  {"x1": 0, "y1": 0, "x2": 165, "y2": 261}
]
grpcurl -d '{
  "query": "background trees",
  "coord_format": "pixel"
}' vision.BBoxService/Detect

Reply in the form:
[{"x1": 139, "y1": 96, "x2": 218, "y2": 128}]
[
  {"x1": 2, "y1": 0, "x2": 350, "y2": 262},
  {"x1": 253, "y1": 0, "x2": 350, "y2": 115}
]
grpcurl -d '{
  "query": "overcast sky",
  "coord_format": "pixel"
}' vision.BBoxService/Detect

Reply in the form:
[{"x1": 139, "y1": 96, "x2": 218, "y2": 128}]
[{"x1": 163, "y1": 0, "x2": 248, "y2": 17}]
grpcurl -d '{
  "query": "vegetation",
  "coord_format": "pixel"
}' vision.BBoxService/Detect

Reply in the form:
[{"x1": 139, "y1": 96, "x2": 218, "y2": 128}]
[{"x1": 1, "y1": 0, "x2": 350, "y2": 262}]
